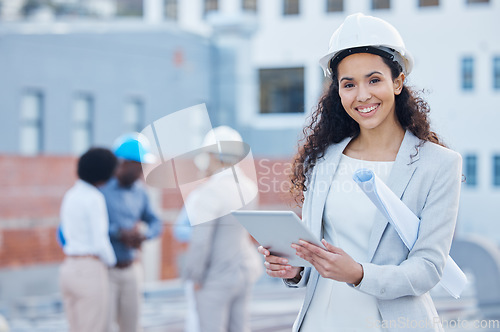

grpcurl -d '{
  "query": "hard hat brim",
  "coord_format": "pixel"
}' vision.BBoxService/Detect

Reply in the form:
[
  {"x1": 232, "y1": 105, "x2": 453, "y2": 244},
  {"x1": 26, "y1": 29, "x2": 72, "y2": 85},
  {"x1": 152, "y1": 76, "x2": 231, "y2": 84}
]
[{"x1": 319, "y1": 45, "x2": 413, "y2": 79}]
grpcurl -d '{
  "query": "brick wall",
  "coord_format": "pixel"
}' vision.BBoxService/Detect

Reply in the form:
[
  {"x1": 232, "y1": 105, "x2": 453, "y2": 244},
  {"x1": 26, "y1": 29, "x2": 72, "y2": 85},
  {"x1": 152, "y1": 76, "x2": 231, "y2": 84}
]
[{"x1": 0, "y1": 155, "x2": 296, "y2": 278}]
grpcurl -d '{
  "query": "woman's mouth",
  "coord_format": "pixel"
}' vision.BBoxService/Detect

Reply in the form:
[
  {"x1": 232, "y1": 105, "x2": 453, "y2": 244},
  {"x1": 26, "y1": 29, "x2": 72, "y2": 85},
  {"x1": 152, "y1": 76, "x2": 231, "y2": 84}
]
[{"x1": 356, "y1": 104, "x2": 379, "y2": 116}]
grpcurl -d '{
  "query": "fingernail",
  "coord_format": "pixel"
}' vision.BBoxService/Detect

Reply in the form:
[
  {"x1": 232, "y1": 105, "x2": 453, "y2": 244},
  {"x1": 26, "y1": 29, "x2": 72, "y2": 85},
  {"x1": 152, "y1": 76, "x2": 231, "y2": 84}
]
[
  {"x1": 281, "y1": 258, "x2": 288, "y2": 264},
  {"x1": 285, "y1": 265, "x2": 291, "y2": 270},
  {"x1": 299, "y1": 240, "x2": 306, "y2": 245}
]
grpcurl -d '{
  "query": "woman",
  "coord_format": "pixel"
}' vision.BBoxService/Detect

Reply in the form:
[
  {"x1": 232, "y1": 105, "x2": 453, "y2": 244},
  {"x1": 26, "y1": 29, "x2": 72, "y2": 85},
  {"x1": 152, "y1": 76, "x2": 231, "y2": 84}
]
[
  {"x1": 258, "y1": 13, "x2": 462, "y2": 332},
  {"x1": 59, "y1": 147, "x2": 117, "y2": 332}
]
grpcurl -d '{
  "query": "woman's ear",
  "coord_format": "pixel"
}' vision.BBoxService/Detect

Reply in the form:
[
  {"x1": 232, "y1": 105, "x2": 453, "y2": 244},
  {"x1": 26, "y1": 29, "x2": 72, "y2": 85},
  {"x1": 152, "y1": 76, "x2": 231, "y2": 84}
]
[{"x1": 393, "y1": 73, "x2": 405, "y2": 95}]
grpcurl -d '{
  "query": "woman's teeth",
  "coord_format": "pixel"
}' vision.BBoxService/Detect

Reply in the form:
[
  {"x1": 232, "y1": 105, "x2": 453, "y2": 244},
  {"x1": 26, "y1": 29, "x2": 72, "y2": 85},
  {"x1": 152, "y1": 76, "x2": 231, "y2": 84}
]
[{"x1": 357, "y1": 105, "x2": 377, "y2": 113}]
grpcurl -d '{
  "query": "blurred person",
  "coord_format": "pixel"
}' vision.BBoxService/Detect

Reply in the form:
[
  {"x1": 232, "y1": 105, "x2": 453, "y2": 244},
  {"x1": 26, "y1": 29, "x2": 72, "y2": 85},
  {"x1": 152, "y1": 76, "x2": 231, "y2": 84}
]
[
  {"x1": 59, "y1": 147, "x2": 118, "y2": 332},
  {"x1": 182, "y1": 126, "x2": 263, "y2": 332},
  {"x1": 101, "y1": 133, "x2": 163, "y2": 332},
  {"x1": 259, "y1": 13, "x2": 462, "y2": 331},
  {"x1": 173, "y1": 207, "x2": 199, "y2": 332}
]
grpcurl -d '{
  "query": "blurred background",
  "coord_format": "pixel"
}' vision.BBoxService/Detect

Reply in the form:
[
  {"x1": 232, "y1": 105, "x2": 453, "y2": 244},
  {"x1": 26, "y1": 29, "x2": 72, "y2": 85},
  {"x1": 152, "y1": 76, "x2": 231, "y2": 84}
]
[{"x1": 0, "y1": 0, "x2": 499, "y2": 331}]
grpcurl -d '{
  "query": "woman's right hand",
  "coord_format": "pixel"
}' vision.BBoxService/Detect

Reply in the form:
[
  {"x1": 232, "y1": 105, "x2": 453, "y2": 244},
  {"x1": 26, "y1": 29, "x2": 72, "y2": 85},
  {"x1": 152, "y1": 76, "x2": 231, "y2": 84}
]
[{"x1": 258, "y1": 246, "x2": 302, "y2": 279}]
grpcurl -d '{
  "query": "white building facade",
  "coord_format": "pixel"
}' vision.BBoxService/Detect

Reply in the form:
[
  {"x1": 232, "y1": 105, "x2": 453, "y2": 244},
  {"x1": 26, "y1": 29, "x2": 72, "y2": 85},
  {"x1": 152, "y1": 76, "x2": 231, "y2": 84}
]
[{"x1": 175, "y1": 0, "x2": 500, "y2": 242}]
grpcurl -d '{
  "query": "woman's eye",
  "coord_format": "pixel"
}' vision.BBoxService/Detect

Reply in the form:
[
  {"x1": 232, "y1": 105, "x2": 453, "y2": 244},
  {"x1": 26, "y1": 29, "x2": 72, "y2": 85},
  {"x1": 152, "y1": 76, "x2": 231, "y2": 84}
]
[
  {"x1": 343, "y1": 83, "x2": 354, "y2": 88},
  {"x1": 370, "y1": 78, "x2": 380, "y2": 84}
]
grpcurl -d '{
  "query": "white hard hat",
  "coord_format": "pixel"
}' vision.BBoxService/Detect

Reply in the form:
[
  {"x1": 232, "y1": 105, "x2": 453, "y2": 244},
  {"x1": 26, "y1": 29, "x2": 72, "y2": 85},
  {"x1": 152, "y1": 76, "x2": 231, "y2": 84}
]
[
  {"x1": 319, "y1": 13, "x2": 414, "y2": 78},
  {"x1": 201, "y1": 125, "x2": 243, "y2": 152},
  {"x1": 194, "y1": 126, "x2": 245, "y2": 171}
]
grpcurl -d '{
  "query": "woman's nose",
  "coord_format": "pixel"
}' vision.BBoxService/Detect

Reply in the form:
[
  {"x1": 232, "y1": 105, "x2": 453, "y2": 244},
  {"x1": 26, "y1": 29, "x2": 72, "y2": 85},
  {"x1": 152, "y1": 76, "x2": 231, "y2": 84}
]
[{"x1": 356, "y1": 85, "x2": 371, "y2": 102}]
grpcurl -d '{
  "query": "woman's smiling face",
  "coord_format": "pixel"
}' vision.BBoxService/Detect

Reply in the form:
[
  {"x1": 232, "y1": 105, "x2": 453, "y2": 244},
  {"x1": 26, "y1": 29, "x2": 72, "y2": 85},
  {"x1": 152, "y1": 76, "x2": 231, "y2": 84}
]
[{"x1": 337, "y1": 53, "x2": 404, "y2": 134}]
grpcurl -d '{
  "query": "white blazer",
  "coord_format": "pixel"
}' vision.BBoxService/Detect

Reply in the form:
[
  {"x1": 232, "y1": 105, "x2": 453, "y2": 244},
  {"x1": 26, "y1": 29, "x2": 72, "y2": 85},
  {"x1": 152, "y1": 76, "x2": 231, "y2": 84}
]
[{"x1": 286, "y1": 130, "x2": 462, "y2": 332}]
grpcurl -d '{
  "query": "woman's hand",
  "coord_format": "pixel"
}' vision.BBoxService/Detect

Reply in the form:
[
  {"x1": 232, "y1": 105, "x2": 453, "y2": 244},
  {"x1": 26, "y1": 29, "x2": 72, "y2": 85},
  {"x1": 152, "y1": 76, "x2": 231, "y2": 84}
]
[
  {"x1": 257, "y1": 246, "x2": 302, "y2": 279},
  {"x1": 292, "y1": 239, "x2": 363, "y2": 285}
]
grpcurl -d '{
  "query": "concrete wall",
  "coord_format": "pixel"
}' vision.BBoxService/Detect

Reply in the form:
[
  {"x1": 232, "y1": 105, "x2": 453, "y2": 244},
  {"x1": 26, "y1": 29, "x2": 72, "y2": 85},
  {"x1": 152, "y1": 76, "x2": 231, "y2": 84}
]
[{"x1": 0, "y1": 22, "x2": 213, "y2": 155}]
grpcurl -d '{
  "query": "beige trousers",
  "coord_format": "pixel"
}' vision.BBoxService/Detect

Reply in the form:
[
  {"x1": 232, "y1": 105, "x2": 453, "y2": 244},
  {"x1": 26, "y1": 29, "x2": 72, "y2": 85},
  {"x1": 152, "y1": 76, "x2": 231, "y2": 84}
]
[
  {"x1": 59, "y1": 257, "x2": 109, "y2": 332},
  {"x1": 107, "y1": 262, "x2": 143, "y2": 332}
]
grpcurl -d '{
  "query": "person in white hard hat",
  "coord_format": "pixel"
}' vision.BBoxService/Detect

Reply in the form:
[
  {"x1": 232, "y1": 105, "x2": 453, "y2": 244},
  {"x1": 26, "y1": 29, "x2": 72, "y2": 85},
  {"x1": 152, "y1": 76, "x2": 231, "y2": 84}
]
[
  {"x1": 259, "y1": 13, "x2": 462, "y2": 331},
  {"x1": 181, "y1": 126, "x2": 263, "y2": 332}
]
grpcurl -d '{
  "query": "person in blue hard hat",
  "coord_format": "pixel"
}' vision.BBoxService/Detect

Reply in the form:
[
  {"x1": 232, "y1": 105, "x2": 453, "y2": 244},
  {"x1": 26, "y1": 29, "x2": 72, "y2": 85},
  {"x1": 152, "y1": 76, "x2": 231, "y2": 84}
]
[{"x1": 100, "y1": 133, "x2": 162, "y2": 332}]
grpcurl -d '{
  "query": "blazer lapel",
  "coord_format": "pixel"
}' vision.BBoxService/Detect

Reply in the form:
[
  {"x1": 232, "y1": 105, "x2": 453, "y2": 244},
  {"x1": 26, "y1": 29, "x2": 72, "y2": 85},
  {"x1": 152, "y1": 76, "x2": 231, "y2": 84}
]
[
  {"x1": 309, "y1": 137, "x2": 352, "y2": 238},
  {"x1": 367, "y1": 130, "x2": 421, "y2": 262}
]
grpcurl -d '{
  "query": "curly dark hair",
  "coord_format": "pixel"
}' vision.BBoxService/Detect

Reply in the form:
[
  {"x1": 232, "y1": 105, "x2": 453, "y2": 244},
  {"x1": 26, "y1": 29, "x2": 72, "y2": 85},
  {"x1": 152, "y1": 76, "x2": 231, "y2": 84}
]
[
  {"x1": 78, "y1": 147, "x2": 118, "y2": 185},
  {"x1": 289, "y1": 56, "x2": 444, "y2": 205}
]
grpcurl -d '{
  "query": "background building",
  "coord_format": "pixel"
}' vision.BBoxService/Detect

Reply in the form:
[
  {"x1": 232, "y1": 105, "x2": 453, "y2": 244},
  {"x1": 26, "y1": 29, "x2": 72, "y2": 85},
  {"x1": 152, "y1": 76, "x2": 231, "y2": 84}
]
[{"x1": 0, "y1": 0, "x2": 499, "y2": 320}]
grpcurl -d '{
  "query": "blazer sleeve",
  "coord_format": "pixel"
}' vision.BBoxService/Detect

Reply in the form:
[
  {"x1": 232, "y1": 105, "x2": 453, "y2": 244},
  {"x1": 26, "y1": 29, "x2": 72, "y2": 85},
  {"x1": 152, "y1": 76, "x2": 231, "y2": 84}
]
[{"x1": 352, "y1": 151, "x2": 462, "y2": 300}]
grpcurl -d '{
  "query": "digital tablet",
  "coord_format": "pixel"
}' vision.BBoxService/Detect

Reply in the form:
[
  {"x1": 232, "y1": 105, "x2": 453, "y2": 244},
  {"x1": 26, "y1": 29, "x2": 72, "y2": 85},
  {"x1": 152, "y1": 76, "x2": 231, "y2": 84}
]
[{"x1": 231, "y1": 210, "x2": 325, "y2": 267}]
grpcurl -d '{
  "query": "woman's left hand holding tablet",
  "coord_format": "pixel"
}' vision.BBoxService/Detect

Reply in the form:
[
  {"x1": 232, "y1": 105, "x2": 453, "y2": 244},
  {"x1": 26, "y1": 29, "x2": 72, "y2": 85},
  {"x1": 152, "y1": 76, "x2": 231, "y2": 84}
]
[
  {"x1": 293, "y1": 239, "x2": 363, "y2": 285},
  {"x1": 257, "y1": 246, "x2": 303, "y2": 279}
]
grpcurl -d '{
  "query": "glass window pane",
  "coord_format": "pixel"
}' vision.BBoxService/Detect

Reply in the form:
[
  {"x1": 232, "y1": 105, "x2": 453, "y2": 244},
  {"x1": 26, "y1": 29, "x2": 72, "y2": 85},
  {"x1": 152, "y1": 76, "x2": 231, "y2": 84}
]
[
  {"x1": 465, "y1": 155, "x2": 478, "y2": 186},
  {"x1": 466, "y1": 0, "x2": 489, "y2": 4},
  {"x1": 20, "y1": 92, "x2": 42, "y2": 155},
  {"x1": 327, "y1": 0, "x2": 343, "y2": 12},
  {"x1": 260, "y1": 67, "x2": 304, "y2": 114},
  {"x1": 21, "y1": 94, "x2": 40, "y2": 121},
  {"x1": 494, "y1": 57, "x2": 500, "y2": 90},
  {"x1": 462, "y1": 57, "x2": 474, "y2": 90},
  {"x1": 242, "y1": 0, "x2": 257, "y2": 12},
  {"x1": 165, "y1": 0, "x2": 177, "y2": 20},
  {"x1": 124, "y1": 99, "x2": 144, "y2": 132},
  {"x1": 117, "y1": 0, "x2": 143, "y2": 16},
  {"x1": 72, "y1": 96, "x2": 93, "y2": 155},
  {"x1": 493, "y1": 155, "x2": 500, "y2": 186},
  {"x1": 372, "y1": 0, "x2": 390, "y2": 10},
  {"x1": 73, "y1": 128, "x2": 91, "y2": 156},
  {"x1": 204, "y1": 0, "x2": 218, "y2": 16},
  {"x1": 20, "y1": 126, "x2": 40, "y2": 156},
  {"x1": 284, "y1": 0, "x2": 300, "y2": 15},
  {"x1": 73, "y1": 98, "x2": 90, "y2": 123},
  {"x1": 419, "y1": 0, "x2": 439, "y2": 7}
]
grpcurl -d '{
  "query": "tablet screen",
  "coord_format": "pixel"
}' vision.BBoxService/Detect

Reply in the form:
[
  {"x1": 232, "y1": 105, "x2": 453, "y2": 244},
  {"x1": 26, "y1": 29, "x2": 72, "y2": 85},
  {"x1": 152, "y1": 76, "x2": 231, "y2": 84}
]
[{"x1": 231, "y1": 210, "x2": 324, "y2": 267}]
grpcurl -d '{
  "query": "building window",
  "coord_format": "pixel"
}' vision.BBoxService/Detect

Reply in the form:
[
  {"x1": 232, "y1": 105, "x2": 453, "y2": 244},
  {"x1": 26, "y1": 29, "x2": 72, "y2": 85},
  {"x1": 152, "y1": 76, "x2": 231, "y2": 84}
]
[
  {"x1": 20, "y1": 91, "x2": 43, "y2": 156},
  {"x1": 464, "y1": 155, "x2": 478, "y2": 186},
  {"x1": 204, "y1": 0, "x2": 218, "y2": 16},
  {"x1": 72, "y1": 95, "x2": 93, "y2": 155},
  {"x1": 242, "y1": 0, "x2": 257, "y2": 12},
  {"x1": 493, "y1": 155, "x2": 500, "y2": 187},
  {"x1": 124, "y1": 99, "x2": 144, "y2": 133},
  {"x1": 259, "y1": 67, "x2": 304, "y2": 114},
  {"x1": 372, "y1": 0, "x2": 390, "y2": 9},
  {"x1": 327, "y1": 0, "x2": 343, "y2": 12},
  {"x1": 165, "y1": 0, "x2": 177, "y2": 20},
  {"x1": 418, "y1": 0, "x2": 439, "y2": 7},
  {"x1": 462, "y1": 57, "x2": 474, "y2": 90},
  {"x1": 284, "y1": 0, "x2": 299, "y2": 15},
  {"x1": 466, "y1": 0, "x2": 489, "y2": 4},
  {"x1": 116, "y1": 0, "x2": 143, "y2": 16},
  {"x1": 494, "y1": 57, "x2": 500, "y2": 89}
]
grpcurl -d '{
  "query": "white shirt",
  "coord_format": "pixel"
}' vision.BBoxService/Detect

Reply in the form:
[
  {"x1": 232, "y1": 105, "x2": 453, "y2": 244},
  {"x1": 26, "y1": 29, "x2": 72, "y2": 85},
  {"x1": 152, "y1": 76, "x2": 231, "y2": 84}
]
[
  {"x1": 301, "y1": 154, "x2": 393, "y2": 332},
  {"x1": 60, "y1": 180, "x2": 116, "y2": 266}
]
